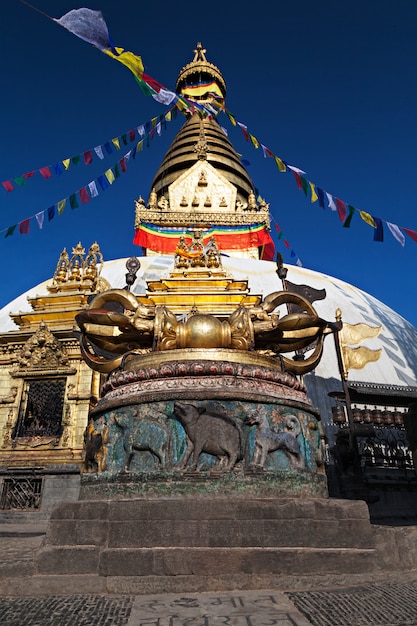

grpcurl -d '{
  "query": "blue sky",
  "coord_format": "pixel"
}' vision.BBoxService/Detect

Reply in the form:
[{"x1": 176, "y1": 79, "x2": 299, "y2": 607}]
[{"x1": 1, "y1": 1, "x2": 416, "y2": 325}]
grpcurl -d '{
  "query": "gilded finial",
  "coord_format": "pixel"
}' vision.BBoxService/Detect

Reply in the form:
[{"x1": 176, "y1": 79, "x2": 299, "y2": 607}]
[{"x1": 193, "y1": 42, "x2": 207, "y2": 62}]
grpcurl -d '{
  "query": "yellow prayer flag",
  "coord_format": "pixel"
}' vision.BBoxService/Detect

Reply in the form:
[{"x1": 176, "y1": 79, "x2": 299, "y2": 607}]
[
  {"x1": 309, "y1": 182, "x2": 318, "y2": 203},
  {"x1": 137, "y1": 140, "x2": 143, "y2": 152},
  {"x1": 57, "y1": 199, "x2": 66, "y2": 215},
  {"x1": 104, "y1": 169, "x2": 115, "y2": 184},
  {"x1": 227, "y1": 112, "x2": 237, "y2": 126},
  {"x1": 341, "y1": 345, "x2": 382, "y2": 373},
  {"x1": 112, "y1": 138, "x2": 120, "y2": 150},
  {"x1": 165, "y1": 111, "x2": 172, "y2": 122},
  {"x1": 340, "y1": 322, "x2": 382, "y2": 347},
  {"x1": 359, "y1": 211, "x2": 376, "y2": 228},
  {"x1": 102, "y1": 47, "x2": 144, "y2": 80},
  {"x1": 62, "y1": 159, "x2": 71, "y2": 170},
  {"x1": 249, "y1": 134, "x2": 259, "y2": 149},
  {"x1": 151, "y1": 117, "x2": 157, "y2": 129},
  {"x1": 274, "y1": 156, "x2": 286, "y2": 172}
]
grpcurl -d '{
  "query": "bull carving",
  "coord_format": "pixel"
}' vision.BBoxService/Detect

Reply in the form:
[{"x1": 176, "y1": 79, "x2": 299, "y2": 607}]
[{"x1": 173, "y1": 401, "x2": 241, "y2": 472}]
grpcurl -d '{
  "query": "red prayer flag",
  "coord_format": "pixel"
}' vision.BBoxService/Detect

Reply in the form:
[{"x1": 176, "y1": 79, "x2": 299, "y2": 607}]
[
  {"x1": 39, "y1": 167, "x2": 52, "y2": 180},
  {"x1": 293, "y1": 171, "x2": 302, "y2": 190},
  {"x1": 79, "y1": 187, "x2": 90, "y2": 204},
  {"x1": 142, "y1": 73, "x2": 163, "y2": 92},
  {"x1": 119, "y1": 157, "x2": 127, "y2": 172},
  {"x1": 19, "y1": 218, "x2": 30, "y2": 234},
  {"x1": 403, "y1": 228, "x2": 417, "y2": 244},
  {"x1": 284, "y1": 240, "x2": 291, "y2": 248},
  {"x1": 2, "y1": 180, "x2": 14, "y2": 192},
  {"x1": 83, "y1": 150, "x2": 93, "y2": 165},
  {"x1": 237, "y1": 122, "x2": 249, "y2": 141},
  {"x1": 129, "y1": 129, "x2": 136, "y2": 142},
  {"x1": 23, "y1": 171, "x2": 35, "y2": 179},
  {"x1": 275, "y1": 223, "x2": 281, "y2": 232},
  {"x1": 335, "y1": 198, "x2": 347, "y2": 222}
]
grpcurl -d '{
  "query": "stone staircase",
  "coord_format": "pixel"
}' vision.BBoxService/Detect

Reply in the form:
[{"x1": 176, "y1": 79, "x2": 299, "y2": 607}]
[{"x1": 32, "y1": 496, "x2": 380, "y2": 593}]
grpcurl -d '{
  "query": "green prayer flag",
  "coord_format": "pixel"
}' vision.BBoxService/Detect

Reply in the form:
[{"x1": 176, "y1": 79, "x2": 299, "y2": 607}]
[
  {"x1": 5, "y1": 225, "x2": 17, "y2": 238},
  {"x1": 14, "y1": 176, "x2": 26, "y2": 187},
  {"x1": 72, "y1": 155, "x2": 81, "y2": 166},
  {"x1": 301, "y1": 177, "x2": 308, "y2": 196},
  {"x1": 70, "y1": 193, "x2": 79, "y2": 209},
  {"x1": 343, "y1": 205, "x2": 356, "y2": 228}
]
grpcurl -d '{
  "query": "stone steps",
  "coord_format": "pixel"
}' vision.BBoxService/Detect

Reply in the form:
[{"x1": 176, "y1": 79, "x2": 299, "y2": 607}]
[{"x1": 33, "y1": 496, "x2": 378, "y2": 587}]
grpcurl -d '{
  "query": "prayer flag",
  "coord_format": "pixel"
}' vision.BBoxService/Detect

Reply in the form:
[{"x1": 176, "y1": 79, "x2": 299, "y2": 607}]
[
  {"x1": 335, "y1": 199, "x2": 347, "y2": 222},
  {"x1": 343, "y1": 205, "x2": 355, "y2": 228},
  {"x1": 47, "y1": 206, "x2": 55, "y2": 221},
  {"x1": 226, "y1": 112, "x2": 237, "y2": 126},
  {"x1": 249, "y1": 134, "x2": 259, "y2": 149},
  {"x1": 88, "y1": 181, "x2": 99, "y2": 198},
  {"x1": 104, "y1": 142, "x2": 113, "y2": 155},
  {"x1": 69, "y1": 193, "x2": 79, "y2": 209},
  {"x1": 14, "y1": 176, "x2": 26, "y2": 187},
  {"x1": 54, "y1": 8, "x2": 111, "y2": 49},
  {"x1": 94, "y1": 146, "x2": 104, "y2": 160},
  {"x1": 23, "y1": 172, "x2": 35, "y2": 179},
  {"x1": 261, "y1": 144, "x2": 274, "y2": 158},
  {"x1": 152, "y1": 88, "x2": 177, "y2": 105},
  {"x1": 403, "y1": 227, "x2": 417, "y2": 244},
  {"x1": 112, "y1": 138, "x2": 120, "y2": 150},
  {"x1": 53, "y1": 162, "x2": 64, "y2": 176},
  {"x1": 309, "y1": 182, "x2": 318, "y2": 203},
  {"x1": 274, "y1": 156, "x2": 286, "y2": 172},
  {"x1": 72, "y1": 155, "x2": 80, "y2": 165},
  {"x1": 98, "y1": 175, "x2": 110, "y2": 190},
  {"x1": 62, "y1": 158, "x2": 71, "y2": 170},
  {"x1": 373, "y1": 217, "x2": 384, "y2": 242},
  {"x1": 237, "y1": 122, "x2": 249, "y2": 141},
  {"x1": 114, "y1": 163, "x2": 121, "y2": 179},
  {"x1": 326, "y1": 192, "x2": 337, "y2": 211},
  {"x1": 79, "y1": 187, "x2": 90, "y2": 204},
  {"x1": 119, "y1": 157, "x2": 127, "y2": 172},
  {"x1": 359, "y1": 211, "x2": 376, "y2": 228},
  {"x1": 284, "y1": 240, "x2": 291, "y2": 248},
  {"x1": 39, "y1": 167, "x2": 52, "y2": 180},
  {"x1": 35, "y1": 212, "x2": 44, "y2": 229},
  {"x1": 316, "y1": 187, "x2": 325, "y2": 208},
  {"x1": 129, "y1": 129, "x2": 136, "y2": 141},
  {"x1": 57, "y1": 199, "x2": 66, "y2": 215},
  {"x1": 5, "y1": 225, "x2": 17, "y2": 238},
  {"x1": 19, "y1": 218, "x2": 30, "y2": 234},
  {"x1": 105, "y1": 169, "x2": 115, "y2": 184},
  {"x1": 103, "y1": 47, "x2": 144, "y2": 81},
  {"x1": 293, "y1": 171, "x2": 302, "y2": 190},
  {"x1": 301, "y1": 177, "x2": 308, "y2": 196},
  {"x1": 137, "y1": 125, "x2": 145, "y2": 136},
  {"x1": 83, "y1": 150, "x2": 93, "y2": 165},
  {"x1": 387, "y1": 222, "x2": 405, "y2": 246},
  {"x1": 287, "y1": 165, "x2": 306, "y2": 175}
]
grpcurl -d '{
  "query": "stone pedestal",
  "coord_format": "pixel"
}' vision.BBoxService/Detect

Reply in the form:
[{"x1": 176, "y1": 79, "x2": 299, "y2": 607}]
[{"x1": 35, "y1": 496, "x2": 377, "y2": 593}]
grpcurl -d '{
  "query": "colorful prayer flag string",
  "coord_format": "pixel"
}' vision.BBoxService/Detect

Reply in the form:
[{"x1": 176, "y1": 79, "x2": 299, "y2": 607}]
[
  {"x1": 0, "y1": 109, "x2": 173, "y2": 239},
  {"x1": 1, "y1": 108, "x2": 176, "y2": 194},
  {"x1": 223, "y1": 107, "x2": 417, "y2": 249}
]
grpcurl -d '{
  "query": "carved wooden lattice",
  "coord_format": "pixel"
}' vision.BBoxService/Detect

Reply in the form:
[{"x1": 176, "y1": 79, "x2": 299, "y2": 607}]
[
  {"x1": 14, "y1": 378, "x2": 66, "y2": 438},
  {"x1": 0, "y1": 477, "x2": 42, "y2": 510}
]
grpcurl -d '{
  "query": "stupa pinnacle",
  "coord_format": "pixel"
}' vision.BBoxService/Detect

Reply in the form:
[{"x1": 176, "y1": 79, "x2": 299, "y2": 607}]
[{"x1": 134, "y1": 45, "x2": 274, "y2": 260}]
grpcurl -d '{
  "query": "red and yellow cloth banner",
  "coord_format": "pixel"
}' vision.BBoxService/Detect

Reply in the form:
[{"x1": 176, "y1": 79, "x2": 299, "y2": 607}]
[{"x1": 133, "y1": 222, "x2": 275, "y2": 258}]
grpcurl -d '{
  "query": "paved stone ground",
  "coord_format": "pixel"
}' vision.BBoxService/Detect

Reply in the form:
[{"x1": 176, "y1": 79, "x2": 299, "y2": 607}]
[{"x1": 2, "y1": 531, "x2": 417, "y2": 625}]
